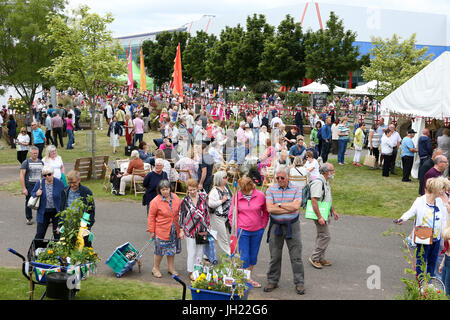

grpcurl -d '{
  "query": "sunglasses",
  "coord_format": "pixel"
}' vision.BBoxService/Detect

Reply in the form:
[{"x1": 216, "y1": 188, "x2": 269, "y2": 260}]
[
  {"x1": 276, "y1": 176, "x2": 286, "y2": 180},
  {"x1": 42, "y1": 173, "x2": 53, "y2": 177}
]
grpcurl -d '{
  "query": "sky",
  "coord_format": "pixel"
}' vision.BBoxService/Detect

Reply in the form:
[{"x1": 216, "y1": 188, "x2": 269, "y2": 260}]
[{"x1": 66, "y1": 0, "x2": 450, "y2": 37}]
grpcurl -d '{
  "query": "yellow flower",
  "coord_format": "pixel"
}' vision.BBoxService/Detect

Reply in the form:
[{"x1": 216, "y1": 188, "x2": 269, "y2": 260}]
[{"x1": 48, "y1": 250, "x2": 54, "y2": 254}]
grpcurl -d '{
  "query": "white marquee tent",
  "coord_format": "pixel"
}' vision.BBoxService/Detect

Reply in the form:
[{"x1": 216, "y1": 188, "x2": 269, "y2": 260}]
[
  {"x1": 347, "y1": 80, "x2": 380, "y2": 95},
  {"x1": 380, "y1": 51, "x2": 450, "y2": 178},
  {"x1": 298, "y1": 81, "x2": 347, "y2": 94}
]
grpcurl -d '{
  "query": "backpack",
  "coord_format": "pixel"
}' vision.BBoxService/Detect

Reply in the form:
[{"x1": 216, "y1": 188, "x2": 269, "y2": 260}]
[{"x1": 301, "y1": 179, "x2": 325, "y2": 209}]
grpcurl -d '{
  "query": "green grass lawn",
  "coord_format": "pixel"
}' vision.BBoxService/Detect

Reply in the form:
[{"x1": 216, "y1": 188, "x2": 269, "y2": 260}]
[
  {"x1": 0, "y1": 267, "x2": 189, "y2": 300},
  {"x1": 328, "y1": 158, "x2": 419, "y2": 219}
]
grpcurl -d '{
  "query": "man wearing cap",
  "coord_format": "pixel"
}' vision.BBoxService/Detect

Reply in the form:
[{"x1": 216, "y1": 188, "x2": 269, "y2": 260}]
[{"x1": 400, "y1": 129, "x2": 418, "y2": 182}]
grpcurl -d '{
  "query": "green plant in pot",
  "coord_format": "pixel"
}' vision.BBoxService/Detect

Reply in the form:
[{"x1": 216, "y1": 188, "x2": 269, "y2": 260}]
[
  {"x1": 35, "y1": 197, "x2": 99, "y2": 267},
  {"x1": 190, "y1": 253, "x2": 251, "y2": 299}
]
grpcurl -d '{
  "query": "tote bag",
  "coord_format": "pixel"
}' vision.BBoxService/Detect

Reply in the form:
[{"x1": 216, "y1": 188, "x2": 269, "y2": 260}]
[
  {"x1": 363, "y1": 150, "x2": 376, "y2": 168},
  {"x1": 27, "y1": 179, "x2": 43, "y2": 210},
  {"x1": 305, "y1": 200, "x2": 331, "y2": 220}
]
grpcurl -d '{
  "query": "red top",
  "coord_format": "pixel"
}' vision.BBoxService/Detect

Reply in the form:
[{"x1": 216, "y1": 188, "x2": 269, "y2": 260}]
[{"x1": 441, "y1": 240, "x2": 449, "y2": 255}]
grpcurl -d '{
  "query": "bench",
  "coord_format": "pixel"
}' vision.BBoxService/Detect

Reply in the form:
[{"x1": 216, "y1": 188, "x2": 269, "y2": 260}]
[{"x1": 74, "y1": 155, "x2": 109, "y2": 181}]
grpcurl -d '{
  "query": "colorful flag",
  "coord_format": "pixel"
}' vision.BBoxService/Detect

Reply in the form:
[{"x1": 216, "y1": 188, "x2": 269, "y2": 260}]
[
  {"x1": 229, "y1": 181, "x2": 239, "y2": 255},
  {"x1": 171, "y1": 43, "x2": 183, "y2": 101},
  {"x1": 127, "y1": 45, "x2": 134, "y2": 97},
  {"x1": 139, "y1": 47, "x2": 147, "y2": 93}
]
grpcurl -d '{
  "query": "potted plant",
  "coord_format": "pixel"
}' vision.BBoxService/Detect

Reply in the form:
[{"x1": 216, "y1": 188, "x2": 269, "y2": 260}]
[
  {"x1": 189, "y1": 253, "x2": 252, "y2": 300},
  {"x1": 33, "y1": 197, "x2": 99, "y2": 283}
]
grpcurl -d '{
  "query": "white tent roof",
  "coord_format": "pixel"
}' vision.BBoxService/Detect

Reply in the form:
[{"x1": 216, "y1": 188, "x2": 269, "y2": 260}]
[
  {"x1": 298, "y1": 81, "x2": 347, "y2": 93},
  {"x1": 347, "y1": 80, "x2": 380, "y2": 95},
  {"x1": 380, "y1": 51, "x2": 450, "y2": 119}
]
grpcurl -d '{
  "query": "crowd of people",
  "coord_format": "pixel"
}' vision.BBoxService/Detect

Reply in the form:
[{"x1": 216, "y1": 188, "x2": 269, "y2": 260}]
[{"x1": 3, "y1": 85, "x2": 450, "y2": 297}]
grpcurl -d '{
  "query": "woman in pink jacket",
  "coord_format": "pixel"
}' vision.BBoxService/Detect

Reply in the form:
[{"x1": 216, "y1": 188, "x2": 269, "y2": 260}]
[{"x1": 229, "y1": 176, "x2": 269, "y2": 288}]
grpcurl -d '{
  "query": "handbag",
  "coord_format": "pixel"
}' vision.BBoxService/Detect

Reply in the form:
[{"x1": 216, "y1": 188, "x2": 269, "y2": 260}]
[
  {"x1": 305, "y1": 200, "x2": 331, "y2": 220},
  {"x1": 413, "y1": 207, "x2": 435, "y2": 245},
  {"x1": 27, "y1": 180, "x2": 42, "y2": 210},
  {"x1": 414, "y1": 226, "x2": 433, "y2": 245},
  {"x1": 195, "y1": 233, "x2": 209, "y2": 245},
  {"x1": 363, "y1": 150, "x2": 376, "y2": 168}
]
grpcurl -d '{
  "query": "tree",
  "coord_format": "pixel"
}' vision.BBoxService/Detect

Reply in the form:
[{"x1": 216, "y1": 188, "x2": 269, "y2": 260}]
[
  {"x1": 304, "y1": 11, "x2": 360, "y2": 97},
  {"x1": 40, "y1": 5, "x2": 126, "y2": 177},
  {"x1": 259, "y1": 14, "x2": 306, "y2": 89},
  {"x1": 0, "y1": 0, "x2": 66, "y2": 112},
  {"x1": 205, "y1": 25, "x2": 245, "y2": 90},
  {"x1": 142, "y1": 30, "x2": 189, "y2": 89},
  {"x1": 361, "y1": 33, "x2": 433, "y2": 100},
  {"x1": 239, "y1": 14, "x2": 275, "y2": 91},
  {"x1": 183, "y1": 30, "x2": 216, "y2": 84}
]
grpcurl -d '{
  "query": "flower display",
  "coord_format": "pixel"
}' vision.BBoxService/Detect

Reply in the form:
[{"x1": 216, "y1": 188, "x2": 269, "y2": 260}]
[
  {"x1": 190, "y1": 253, "x2": 250, "y2": 298},
  {"x1": 7, "y1": 98, "x2": 29, "y2": 115}
]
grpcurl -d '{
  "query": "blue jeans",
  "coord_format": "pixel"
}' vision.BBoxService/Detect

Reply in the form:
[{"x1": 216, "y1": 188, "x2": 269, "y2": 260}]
[
  {"x1": 238, "y1": 228, "x2": 264, "y2": 268},
  {"x1": 203, "y1": 236, "x2": 217, "y2": 263},
  {"x1": 441, "y1": 255, "x2": 450, "y2": 296},
  {"x1": 25, "y1": 184, "x2": 35, "y2": 220},
  {"x1": 66, "y1": 129, "x2": 74, "y2": 149},
  {"x1": 338, "y1": 139, "x2": 349, "y2": 164},
  {"x1": 434, "y1": 240, "x2": 445, "y2": 280},
  {"x1": 416, "y1": 240, "x2": 441, "y2": 278}
]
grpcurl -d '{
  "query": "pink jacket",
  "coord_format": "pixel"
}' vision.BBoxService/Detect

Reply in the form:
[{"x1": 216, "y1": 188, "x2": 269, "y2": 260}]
[{"x1": 228, "y1": 190, "x2": 269, "y2": 232}]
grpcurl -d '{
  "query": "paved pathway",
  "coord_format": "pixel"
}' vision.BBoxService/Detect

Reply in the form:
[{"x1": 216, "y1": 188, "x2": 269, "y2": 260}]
[{"x1": 0, "y1": 162, "x2": 413, "y2": 300}]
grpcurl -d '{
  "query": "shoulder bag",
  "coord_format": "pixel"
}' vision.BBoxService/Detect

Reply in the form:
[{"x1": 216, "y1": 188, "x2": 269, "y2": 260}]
[
  {"x1": 27, "y1": 179, "x2": 43, "y2": 210},
  {"x1": 414, "y1": 206, "x2": 436, "y2": 245},
  {"x1": 363, "y1": 149, "x2": 376, "y2": 168}
]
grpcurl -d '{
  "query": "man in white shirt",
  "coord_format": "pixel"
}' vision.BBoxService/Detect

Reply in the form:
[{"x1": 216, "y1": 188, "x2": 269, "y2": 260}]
[
  {"x1": 236, "y1": 121, "x2": 246, "y2": 146},
  {"x1": 270, "y1": 113, "x2": 283, "y2": 129},
  {"x1": 105, "y1": 101, "x2": 113, "y2": 125},
  {"x1": 251, "y1": 112, "x2": 261, "y2": 147},
  {"x1": 388, "y1": 124, "x2": 402, "y2": 175}
]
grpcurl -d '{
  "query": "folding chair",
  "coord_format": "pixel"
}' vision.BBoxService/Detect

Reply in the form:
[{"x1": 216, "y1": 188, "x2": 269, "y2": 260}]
[
  {"x1": 103, "y1": 163, "x2": 113, "y2": 191},
  {"x1": 261, "y1": 167, "x2": 274, "y2": 193},
  {"x1": 288, "y1": 175, "x2": 308, "y2": 190},
  {"x1": 131, "y1": 168, "x2": 150, "y2": 196}
]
